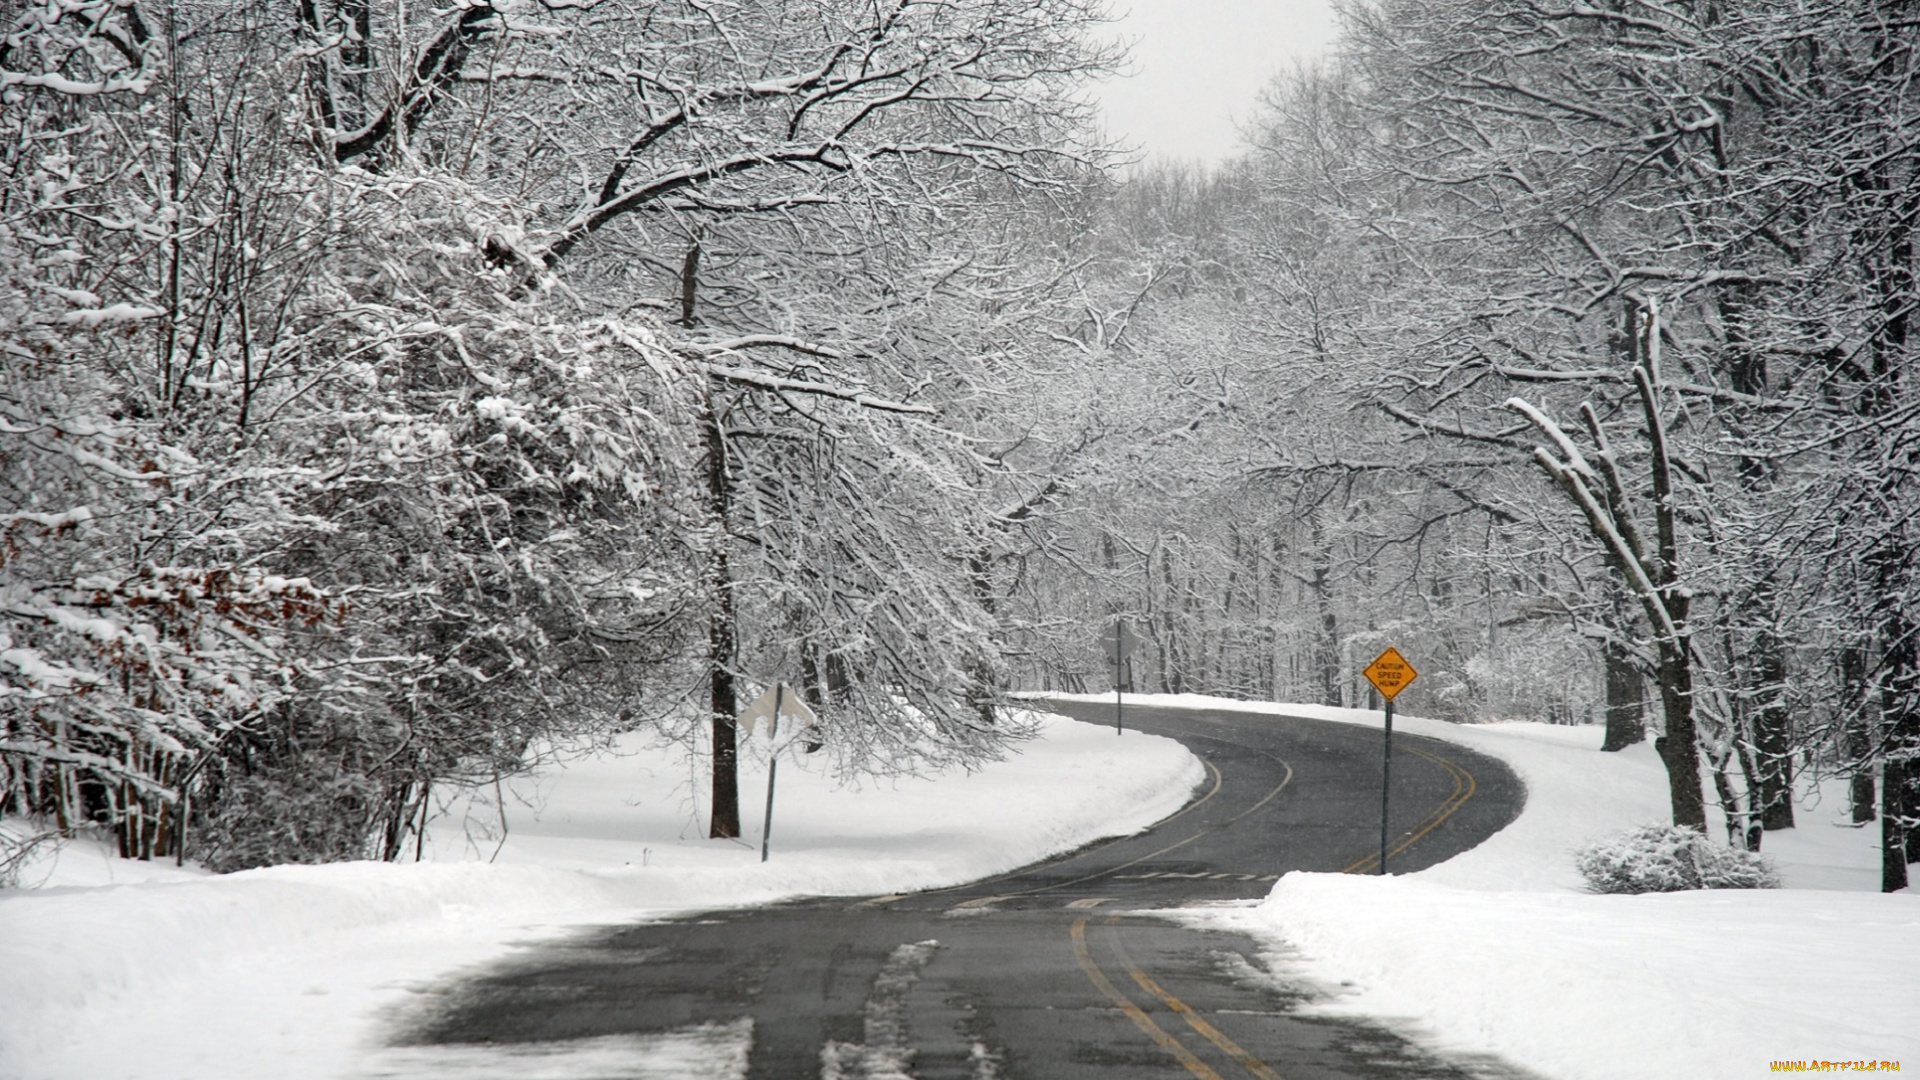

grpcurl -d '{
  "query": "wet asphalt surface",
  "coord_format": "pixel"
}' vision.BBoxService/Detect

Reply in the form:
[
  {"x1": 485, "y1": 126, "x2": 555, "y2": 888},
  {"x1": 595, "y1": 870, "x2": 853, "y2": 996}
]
[{"x1": 378, "y1": 701, "x2": 1530, "y2": 1079}]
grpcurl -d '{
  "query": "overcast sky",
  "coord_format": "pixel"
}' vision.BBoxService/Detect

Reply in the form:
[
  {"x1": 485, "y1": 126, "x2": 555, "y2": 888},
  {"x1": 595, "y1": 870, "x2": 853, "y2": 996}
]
[{"x1": 1091, "y1": 0, "x2": 1338, "y2": 165}]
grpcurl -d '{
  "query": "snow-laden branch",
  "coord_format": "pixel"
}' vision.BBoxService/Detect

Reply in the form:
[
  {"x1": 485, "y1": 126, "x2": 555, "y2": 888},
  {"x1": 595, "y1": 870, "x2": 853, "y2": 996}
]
[
  {"x1": 1578, "y1": 402, "x2": 1656, "y2": 574},
  {"x1": 686, "y1": 335, "x2": 845, "y2": 361},
  {"x1": 697, "y1": 362, "x2": 934, "y2": 416},
  {"x1": 1524, "y1": 442, "x2": 1684, "y2": 647},
  {"x1": 1505, "y1": 396, "x2": 1599, "y2": 482},
  {"x1": 1487, "y1": 363, "x2": 1806, "y2": 413}
]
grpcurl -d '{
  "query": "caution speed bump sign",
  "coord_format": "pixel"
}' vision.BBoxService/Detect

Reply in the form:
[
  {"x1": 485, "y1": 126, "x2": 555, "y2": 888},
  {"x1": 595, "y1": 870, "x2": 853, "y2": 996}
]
[
  {"x1": 1364, "y1": 647, "x2": 1418, "y2": 701},
  {"x1": 1364, "y1": 645, "x2": 1418, "y2": 877}
]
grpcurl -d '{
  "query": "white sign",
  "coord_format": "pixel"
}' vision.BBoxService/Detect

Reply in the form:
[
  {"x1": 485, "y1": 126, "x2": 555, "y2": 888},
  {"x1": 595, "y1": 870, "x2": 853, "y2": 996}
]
[{"x1": 738, "y1": 682, "x2": 819, "y2": 740}]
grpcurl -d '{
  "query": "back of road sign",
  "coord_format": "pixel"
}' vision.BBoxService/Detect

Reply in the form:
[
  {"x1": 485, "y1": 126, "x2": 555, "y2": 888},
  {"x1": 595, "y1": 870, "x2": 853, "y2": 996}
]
[
  {"x1": 1098, "y1": 621, "x2": 1142, "y2": 662},
  {"x1": 738, "y1": 682, "x2": 819, "y2": 739}
]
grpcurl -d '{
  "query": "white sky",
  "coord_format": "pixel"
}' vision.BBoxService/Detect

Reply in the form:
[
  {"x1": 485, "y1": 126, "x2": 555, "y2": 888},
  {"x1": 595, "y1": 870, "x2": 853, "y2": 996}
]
[{"x1": 1092, "y1": 0, "x2": 1338, "y2": 165}]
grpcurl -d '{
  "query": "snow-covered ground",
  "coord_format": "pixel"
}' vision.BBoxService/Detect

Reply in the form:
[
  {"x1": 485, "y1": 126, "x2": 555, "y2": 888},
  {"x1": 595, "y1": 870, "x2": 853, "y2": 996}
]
[
  {"x1": 0, "y1": 711, "x2": 1202, "y2": 1080},
  {"x1": 1051, "y1": 694, "x2": 1917, "y2": 1080}
]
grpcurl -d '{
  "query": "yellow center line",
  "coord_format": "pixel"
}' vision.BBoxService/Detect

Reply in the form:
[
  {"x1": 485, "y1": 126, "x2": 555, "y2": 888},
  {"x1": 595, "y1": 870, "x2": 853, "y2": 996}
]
[
  {"x1": 1000, "y1": 727, "x2": 1302, "y2": 901},
  {"x1": 878, "y1": 721, "x2": 1306, "y2": 909},
  {"x1": 1341, "y1": 746, "x2": 1477, "y2": 874},
  {"x1": 1002, "y1": 758, "x2": 1234, "y2": 897},
  {"x1": 1104, "y1": 921, "x2": 1283, "y2": 1080},
  {"x1": 1353, "y1": 747, "x2": 1470, "y2": 869},
  {"x1": 1070, "y1": 918, "x2": 1226, "y2": 1080},
  {"x1": 995, "y1": 751, "x2": 1294, "y2": 902},
  {"x1": 901, "y1": 756, "x2": 1230, "y2": 907}
]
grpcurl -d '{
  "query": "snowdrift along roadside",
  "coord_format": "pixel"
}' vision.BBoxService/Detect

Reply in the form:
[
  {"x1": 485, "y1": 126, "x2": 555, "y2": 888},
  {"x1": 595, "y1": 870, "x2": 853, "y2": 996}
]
[
  {"x1": 0, "y1": 711, "x2": 1202, "y2": 1080},
  {"x1": 1044, "y1": 693, "x2": 1919, "y2": 1080}
]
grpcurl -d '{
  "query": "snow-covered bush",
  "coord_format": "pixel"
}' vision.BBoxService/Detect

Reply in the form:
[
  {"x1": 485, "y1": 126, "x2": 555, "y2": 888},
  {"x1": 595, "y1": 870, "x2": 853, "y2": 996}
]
[{"x1": 1574, "y1": 824, "x2": 1779, "y2": 894}]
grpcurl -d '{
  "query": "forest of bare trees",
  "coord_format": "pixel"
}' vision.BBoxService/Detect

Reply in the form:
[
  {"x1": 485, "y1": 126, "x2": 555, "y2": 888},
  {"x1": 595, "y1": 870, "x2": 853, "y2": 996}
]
[{"x1": 4, "y1": 0, "x2": 1914, "y2": 891}]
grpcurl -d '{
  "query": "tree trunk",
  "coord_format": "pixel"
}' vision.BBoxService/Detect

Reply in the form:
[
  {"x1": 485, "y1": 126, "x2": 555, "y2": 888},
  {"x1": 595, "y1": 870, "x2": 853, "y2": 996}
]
[
  {"x1": 340, "y1": 0, "x2": 371, "y2": 129},
  {"x1": 1719, "y1": 283, "x2": 1796, "y2": 832},
  {"x1": 705, "y1": 393, "x2": 741, "y2": 840},
  {"x1": 1881, "y1": 610, "x2": 1919, "y2": 891},
  {"x1": 1600, "y1": 638, "x2": 1645, "y2": 752},
  {"x1": 685, "y1": 246, "x2": 740, "y2": 839},
  {"x1": 966, "y1": 548, "x2": 1000, "y2": 727},
  {"x1": 1653, "y1": 642, "x2": 1707, "y2": 830},
  {"x1": 1843, "y1": 645, "x2": 1878, "y2": 824},
  {"x1": 1864, "y1": 89, "x2": 1918, "y2": 890},
  {"x1": 1731, "y1": 737, "x2": 1766, "y2": 851},
  {"x1": 1311, "y1": 554, "x2": 1340, "y2": 707},
  {"x1": 1515, "y1": 298, "x2": 1701, "y2": 823},
  {"x1": 679, "y1": 241, "x2": 702, "y2": 330},
  {"x1": 1882, "y1": 756, "x2": 1912, "y2": 893},
  {"x1": 1752, "y1": 642, "x2": 1796, "y2": 831},
  {"x1": 1638, "y1": 300, "x2": 1704, "y2": 831},
  {"x1": 1159, "y1": 547, "x2": 1186, "y2": 694}
]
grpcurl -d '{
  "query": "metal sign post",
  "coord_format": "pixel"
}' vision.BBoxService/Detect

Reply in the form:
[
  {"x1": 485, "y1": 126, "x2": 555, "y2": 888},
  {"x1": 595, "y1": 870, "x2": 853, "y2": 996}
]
[
  {"x1": 738, "y1": 681, "x2": 819, "y2": 863},
  {"x1": 760, "y1": 684, "x2": 783, "y2": 864},
  {"x1": 1097, "y1": 620, "x2": 1143, "y2": 735},
  {"x1": 1362, "y1": 647, "x2": 1418, "y2": 876},
  {"x1": 1380, "y1": 697, "x2": 1393, "y2": 876}
]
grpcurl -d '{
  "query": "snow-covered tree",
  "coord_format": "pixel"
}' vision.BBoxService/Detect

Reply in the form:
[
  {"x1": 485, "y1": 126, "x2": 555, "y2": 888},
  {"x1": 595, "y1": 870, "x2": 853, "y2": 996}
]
[
  {"x1": 2, "y1": 0, "x2": 1125, "y2": 861},
  {"x1": 1324, "y1": 0, "x2": 1919, "y2": 880}
]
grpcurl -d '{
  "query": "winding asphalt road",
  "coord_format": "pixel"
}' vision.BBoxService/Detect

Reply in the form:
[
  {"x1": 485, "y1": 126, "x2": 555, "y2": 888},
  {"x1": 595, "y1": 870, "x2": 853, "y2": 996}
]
[{"x1": 383, "y1": 700, "x2": 1527, "y2": 1079}]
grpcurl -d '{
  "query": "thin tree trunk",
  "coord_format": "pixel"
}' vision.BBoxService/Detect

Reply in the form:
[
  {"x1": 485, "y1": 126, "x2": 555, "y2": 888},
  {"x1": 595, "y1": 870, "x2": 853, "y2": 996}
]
[
  {"x1": 1717, "y1": 281, "x2": 1796, "y2": 830},
  {"x1": 684, "y1": 243, "x2": 741, "y2": 839},
  {"x1": 1309, "y1": 529, "x2": 1340, "y2": 707},
  {"x1": 1159, "y1": 547, "x2": 1186, "y2": 695},
  {"x1": 680, "y1": 241, "x2": 702, "y2": 329},
  {"x1": 1752, "y1": 646, "x2": 1796, "y2": 831},
  {"x1": 1864, "y1": 84, "x2": 1918, "y2": 889},
  {"x1": 966, "y1": 548, "x2": 1000, "y2": 727},
  {"x1": 1881, "y1": 607, "x2": 1919, "y2": 890},
  {"x1": 1517, "y1": 298, "x2": 1704, "y2": 827},
  {"x1": 1732, "y1": 736, "x2": 1766, "y2": 851}
]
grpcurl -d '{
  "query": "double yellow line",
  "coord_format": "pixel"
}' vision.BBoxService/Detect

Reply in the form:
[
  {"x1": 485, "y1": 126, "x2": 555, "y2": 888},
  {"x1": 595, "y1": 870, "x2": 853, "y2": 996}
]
[
  {"x1": 1339, "y1": 744, "x2": 1476, "y2": 875},
  {"x1": 1069, "y1": 742, "x2": 1480, "y2": 1078},
  {"x1": 1070, "y1": 917, "x2": 1281, "y2": 1080}
]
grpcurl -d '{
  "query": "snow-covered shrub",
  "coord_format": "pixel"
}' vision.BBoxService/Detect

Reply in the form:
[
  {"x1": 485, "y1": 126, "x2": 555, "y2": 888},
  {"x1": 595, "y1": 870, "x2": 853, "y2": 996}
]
[
  {"x1": 192, "y1": 767, "x2": 384, "y2": 874},
  {"x1": 1575, "y1": 824, "x2": 1780, "y2": 893}
]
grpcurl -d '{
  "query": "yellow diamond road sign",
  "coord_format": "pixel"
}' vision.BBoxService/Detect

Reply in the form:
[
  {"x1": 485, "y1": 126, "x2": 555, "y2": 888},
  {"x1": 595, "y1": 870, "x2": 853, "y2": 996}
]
[{"x1": 1364, "y1": 647, "x2": 1418, "y2": 701}]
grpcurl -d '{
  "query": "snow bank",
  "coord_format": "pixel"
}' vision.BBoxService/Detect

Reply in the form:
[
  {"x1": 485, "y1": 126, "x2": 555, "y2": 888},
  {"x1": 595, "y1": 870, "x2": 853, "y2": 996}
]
[
  {"x1": 0, "y1": 711, "x2": 1202, "y2": 1080},
  {"x1": 1239, "y1": 874, "x2": 1914, "y2": 1080},
  {"x1": 1074, "y1": 694, "x2": 1920, "y2": 1080}
]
